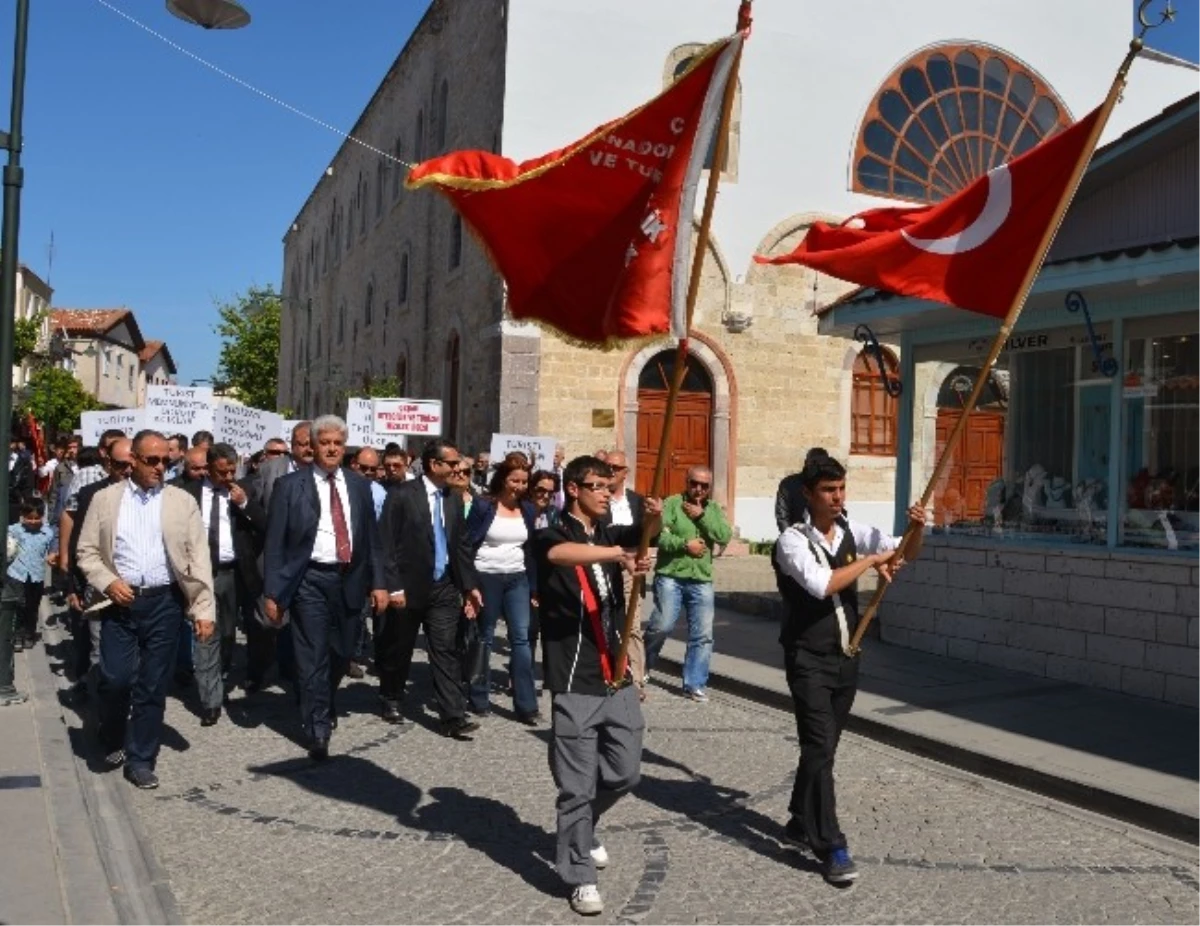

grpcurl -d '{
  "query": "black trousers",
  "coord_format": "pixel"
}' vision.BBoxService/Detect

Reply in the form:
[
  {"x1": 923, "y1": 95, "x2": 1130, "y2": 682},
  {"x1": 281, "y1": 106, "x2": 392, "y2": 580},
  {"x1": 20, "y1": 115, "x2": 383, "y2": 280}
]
[
  {"x1": 783, "y1": 645, "x2": 859, "y2": 858},
  {"x1": 3, "y1": 577, "x2": 43, "y2": 640},
  {"x1": 290, "y1": 566, "x2": 354, "y2": 741},
  {"x1": 374, "y1": 580, "x2": 465, "y2": 721}
]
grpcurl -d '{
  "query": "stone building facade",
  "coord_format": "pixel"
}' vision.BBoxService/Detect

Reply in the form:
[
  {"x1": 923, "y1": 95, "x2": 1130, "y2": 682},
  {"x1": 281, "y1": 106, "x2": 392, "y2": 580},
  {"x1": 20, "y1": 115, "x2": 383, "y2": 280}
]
[{"x1": 277, "y1": 0, "x2": 1195, "y2": 540}]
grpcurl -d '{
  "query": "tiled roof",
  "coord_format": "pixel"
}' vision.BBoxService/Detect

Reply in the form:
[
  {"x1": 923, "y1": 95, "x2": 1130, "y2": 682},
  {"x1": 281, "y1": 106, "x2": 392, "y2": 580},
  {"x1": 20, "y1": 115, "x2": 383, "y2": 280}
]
[
  {"x1": 139, "y1": 339, "x2": 177, "y2": 374},
  {"x1": 50, "y1": 308, "x2": 130, "y2": 334}
]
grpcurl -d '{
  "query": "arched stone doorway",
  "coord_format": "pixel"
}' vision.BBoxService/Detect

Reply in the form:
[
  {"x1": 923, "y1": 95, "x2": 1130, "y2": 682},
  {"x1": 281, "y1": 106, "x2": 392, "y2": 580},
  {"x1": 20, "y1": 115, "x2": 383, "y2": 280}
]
[
  {"x1": 635, "y1": 350, "x2": 713, "y2": 498},
  {"x1": 618, "y1": 333, "x2": 736, "y2": 514}
]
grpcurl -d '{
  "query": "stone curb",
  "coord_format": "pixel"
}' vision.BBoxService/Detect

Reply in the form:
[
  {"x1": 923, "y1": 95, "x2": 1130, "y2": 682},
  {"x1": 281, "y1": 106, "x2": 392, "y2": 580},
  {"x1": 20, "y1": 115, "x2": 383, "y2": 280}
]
[
  {"x1": 654, "y1": 652, "x2": 1200, "y2": 846},
  {"x1": 30, "y1": 626, "x2": 183, "y2": 925}
]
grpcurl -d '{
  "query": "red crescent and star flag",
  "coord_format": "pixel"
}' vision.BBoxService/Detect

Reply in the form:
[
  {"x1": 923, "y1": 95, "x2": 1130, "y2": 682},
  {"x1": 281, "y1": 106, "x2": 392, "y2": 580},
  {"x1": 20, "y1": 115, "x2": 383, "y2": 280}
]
[
  {"x1": 755, "y1": 106, "x2": 1103, "y2": 318},
  {"x1": 406, "y1": 34, "x2": 743, "y2": 346}
]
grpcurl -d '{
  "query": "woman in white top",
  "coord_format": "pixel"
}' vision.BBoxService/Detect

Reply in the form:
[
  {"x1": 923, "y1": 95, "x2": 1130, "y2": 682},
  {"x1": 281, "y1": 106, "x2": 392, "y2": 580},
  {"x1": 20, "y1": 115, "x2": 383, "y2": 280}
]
[{"x1": 461, "y1": 458, "x2": 541, "y2": 723}]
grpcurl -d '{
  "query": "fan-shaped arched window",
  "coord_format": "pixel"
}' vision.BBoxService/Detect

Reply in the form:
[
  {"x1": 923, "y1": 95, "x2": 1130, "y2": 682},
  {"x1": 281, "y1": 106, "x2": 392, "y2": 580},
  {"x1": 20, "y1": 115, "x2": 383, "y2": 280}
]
[
  {"x1": 852, "y1": 43, "x2": 1072, "y2": 204},
  {"x1": 851, "y1": 348, "x2": 900, "y2": 456}
]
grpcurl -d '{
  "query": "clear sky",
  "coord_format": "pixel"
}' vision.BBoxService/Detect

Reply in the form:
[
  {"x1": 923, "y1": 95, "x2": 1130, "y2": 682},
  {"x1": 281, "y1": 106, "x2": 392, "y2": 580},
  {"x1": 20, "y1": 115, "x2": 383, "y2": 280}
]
[{"x1": 0, "y1": 0, "x2": 431, "y2": 385}]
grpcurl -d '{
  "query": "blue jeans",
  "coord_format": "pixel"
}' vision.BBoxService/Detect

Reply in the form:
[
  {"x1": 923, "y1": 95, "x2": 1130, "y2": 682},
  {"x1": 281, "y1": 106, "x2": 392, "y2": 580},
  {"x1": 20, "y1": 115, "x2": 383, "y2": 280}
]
[
  {"x1": 643, "y1": 575, "x2": 715, "y2": 692},
  {"x1": 98, "y1": 589, "x2": 185, "y2": 770},
  {"x1": 470, "y1": 571, "x2": 537, "y2": 717}
]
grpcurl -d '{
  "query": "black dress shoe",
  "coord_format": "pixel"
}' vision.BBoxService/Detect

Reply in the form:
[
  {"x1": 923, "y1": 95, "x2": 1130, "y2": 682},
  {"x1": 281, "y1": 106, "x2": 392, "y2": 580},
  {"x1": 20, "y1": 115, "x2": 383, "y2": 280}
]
[
  {"x1": 173, "y1": 668, "x2": 194, "y2": 689},
  {"x1": 439, "y1": 717, "x2": 480, "y2": 740},
  {"x1": 242, "y1": 677, "x2": 263, "y2": 695},
  {"x1": 123, "y1": 766, "x2": 159, "y2": 790},
  {"x1": 380, "y1": 699, "x2": 403, "y2": 724},
  {"x1": 516, "y1": 710, "x2": 543, "y2": 726},
  {"x1": 308, "y1": 737, "x2": 330, "y2": 761},
  {"x1": 200, "y1": 707, "x2": 221, "y2": 727}
]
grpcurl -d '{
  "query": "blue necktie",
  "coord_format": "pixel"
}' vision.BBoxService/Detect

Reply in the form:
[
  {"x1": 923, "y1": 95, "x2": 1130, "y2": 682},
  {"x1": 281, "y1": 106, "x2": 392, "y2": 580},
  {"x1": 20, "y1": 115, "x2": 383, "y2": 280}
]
[{"x1": 432, "y1": 489, "x2": 448, "y2": 581}]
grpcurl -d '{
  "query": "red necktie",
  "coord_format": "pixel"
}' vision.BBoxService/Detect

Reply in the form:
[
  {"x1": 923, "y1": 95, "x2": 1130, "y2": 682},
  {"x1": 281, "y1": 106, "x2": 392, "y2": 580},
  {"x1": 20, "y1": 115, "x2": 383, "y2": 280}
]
[{"x1": 327, "y1": 472, "x2": 352, "y2": 564}]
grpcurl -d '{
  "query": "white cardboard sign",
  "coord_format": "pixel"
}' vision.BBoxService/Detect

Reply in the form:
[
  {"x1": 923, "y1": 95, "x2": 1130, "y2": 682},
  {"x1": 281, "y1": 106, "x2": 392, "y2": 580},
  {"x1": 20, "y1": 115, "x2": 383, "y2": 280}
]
[
  {"x1": 371, "y1": 398, "x2": 442, "y2": 439},
  {"x1": 215, "y1": 403, "x2": 283, "y2": 457},
  {"x1": 489, "y1": 433, "x2": 558, "y2": 472},
  {"x1": 279, "y1": 419, "x2": 304, "y2": 442},
  {"x1": 143, "y1": 385, "x2": 214, "y2": 436},
  {"x1": 345, "y1": 398, "x2": 377, "y2": 448},
  {"x1": 80, "y1": 409, "x2": 143, "y2": 447}
]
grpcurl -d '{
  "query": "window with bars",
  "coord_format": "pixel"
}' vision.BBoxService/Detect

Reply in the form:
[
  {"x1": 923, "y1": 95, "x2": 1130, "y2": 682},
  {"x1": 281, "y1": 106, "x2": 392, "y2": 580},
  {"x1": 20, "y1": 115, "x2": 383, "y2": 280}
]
[
  {"x1": 852, "y1": 44, "x2": 1071, "y2": 204},
  {"x1": 851, "y1": 348, "x2": 899, "y2": 456}
]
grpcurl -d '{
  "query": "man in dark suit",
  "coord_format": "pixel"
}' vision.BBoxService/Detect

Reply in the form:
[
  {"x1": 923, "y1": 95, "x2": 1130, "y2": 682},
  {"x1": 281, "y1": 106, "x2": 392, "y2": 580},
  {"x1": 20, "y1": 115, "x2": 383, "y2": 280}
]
[
  {"x1": 182, "y1": 443, "x2": 267, "y2": 726},
  {"x1": 243, "y1": 421, "x2": 312, "y2": 692},
  {"x1": 262, "y1": 415, "x2": 386, "y2": 760},
  {"x1": 774, "y1": 447, "x2": 830, "y2": 532},
  {"x1": 377, "y1": 438, "x2": 481, "y2": 739}
]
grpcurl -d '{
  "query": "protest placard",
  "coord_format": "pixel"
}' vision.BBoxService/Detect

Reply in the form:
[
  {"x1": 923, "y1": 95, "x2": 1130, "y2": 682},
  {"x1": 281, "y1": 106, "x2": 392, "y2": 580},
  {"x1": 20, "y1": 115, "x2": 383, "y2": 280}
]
[
  {"x1": 279, "y1": 419, "x2": 303, "y2": 442},
  {"x1": 345, "y1": 398, "x2": 376, "y2": 447},
  {"x1": 80, "y1": 409, "x2": 143, "y2": 447},
  {"x1": 371, "y1": 398, "x2": 442, "y2": 439},
  {"x1": 215, "y1": 403, "x2": 283, "y2": 457},
  {"x1": 143, "y1": 385, "x2": 214, "y2": 436},
  {"x1": 489, "y1": 433, "x2": 558, "y2": 472}
]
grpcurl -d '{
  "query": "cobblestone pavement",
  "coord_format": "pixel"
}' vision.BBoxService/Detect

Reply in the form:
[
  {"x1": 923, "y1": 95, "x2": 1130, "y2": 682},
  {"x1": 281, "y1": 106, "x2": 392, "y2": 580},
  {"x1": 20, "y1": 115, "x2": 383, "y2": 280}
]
[{"x1": 65, "y1": 654, "x2": 1198, "y2": 925}]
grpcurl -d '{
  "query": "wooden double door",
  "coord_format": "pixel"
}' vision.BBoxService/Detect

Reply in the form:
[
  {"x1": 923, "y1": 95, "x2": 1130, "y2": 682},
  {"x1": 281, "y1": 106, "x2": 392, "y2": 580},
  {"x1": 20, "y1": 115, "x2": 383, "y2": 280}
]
[
  {"x1": 933, "y1": 408, "x2": 1005, "y2": 524},
  {"x1": 635, "y1": 350, "x2": 713, "y2": 498}
]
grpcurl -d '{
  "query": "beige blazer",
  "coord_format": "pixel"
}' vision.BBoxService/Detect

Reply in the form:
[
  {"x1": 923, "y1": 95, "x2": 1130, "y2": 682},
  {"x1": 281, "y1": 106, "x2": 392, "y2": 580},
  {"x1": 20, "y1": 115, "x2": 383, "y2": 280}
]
[{"x1": 77, "y1": 482, "x2": 215, "y2": 624}]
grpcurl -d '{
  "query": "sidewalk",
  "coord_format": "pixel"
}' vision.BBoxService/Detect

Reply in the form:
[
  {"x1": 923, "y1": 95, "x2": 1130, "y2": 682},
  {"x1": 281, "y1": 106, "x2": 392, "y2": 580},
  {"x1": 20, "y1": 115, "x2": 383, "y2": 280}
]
[{"x1": 653, "y1": 603, "x2": 1200, "y2": 844}]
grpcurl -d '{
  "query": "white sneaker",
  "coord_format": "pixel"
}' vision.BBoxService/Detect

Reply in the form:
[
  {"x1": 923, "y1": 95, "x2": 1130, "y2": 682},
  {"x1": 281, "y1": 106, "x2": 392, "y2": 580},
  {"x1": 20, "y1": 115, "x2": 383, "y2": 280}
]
[
  {"x1": 684, "y1": 687, "x2": 710, "y2": 703},
  {"x1": 570, "y1": 884, "x2": 603, "y2": 915},
  {"x1": 590, "y1": 843, "x2": 609, "y2": 868}
]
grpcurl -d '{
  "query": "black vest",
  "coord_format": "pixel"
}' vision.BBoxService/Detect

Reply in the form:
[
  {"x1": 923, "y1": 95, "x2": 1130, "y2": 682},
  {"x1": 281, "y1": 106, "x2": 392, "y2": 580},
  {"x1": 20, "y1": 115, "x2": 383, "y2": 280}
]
[{"x1": 774, "y1": 523, "x2": 859, "y2": 654}]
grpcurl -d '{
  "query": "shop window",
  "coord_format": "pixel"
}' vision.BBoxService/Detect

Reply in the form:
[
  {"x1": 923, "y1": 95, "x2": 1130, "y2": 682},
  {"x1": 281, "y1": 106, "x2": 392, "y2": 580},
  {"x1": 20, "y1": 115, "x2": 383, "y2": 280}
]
[
  {"x1": 1121, "y1": 323, "x2": 1199, "y2": 551},
  {"x1": 852, "y1": 43, "x2": 1071, "y2": 204},
  {"x1": 851, "y1": 348, "x2": 899, "y2": 456}
]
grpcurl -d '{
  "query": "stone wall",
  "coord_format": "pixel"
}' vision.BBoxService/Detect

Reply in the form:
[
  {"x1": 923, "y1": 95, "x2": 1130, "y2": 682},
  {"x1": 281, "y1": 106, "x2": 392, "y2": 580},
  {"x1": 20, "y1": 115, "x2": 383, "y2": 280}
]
[
  {"x1": 278, "y1": 0, "x2": 508, "y2": 448},
  {"x1": 883, "y1": 535, "x2": 1199, "y2": 706}
]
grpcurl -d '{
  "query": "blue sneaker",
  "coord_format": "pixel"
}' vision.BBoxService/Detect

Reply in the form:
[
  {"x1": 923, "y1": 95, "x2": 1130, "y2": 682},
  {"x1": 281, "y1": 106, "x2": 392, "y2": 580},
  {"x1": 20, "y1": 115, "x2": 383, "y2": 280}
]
[{"x1": 824, "y1": 847, "x2": 858, "y2": 884}]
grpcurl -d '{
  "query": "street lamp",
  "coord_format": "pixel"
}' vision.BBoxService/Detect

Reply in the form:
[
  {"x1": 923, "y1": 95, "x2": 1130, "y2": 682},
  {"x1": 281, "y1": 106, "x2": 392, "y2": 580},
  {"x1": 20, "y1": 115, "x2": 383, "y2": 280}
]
[
  {"x1": 165, "y1": 0, "x2": 251, "y2": 30},
  {"x1": 0, "y1": 1, "x2": 249, "y2": 519}
]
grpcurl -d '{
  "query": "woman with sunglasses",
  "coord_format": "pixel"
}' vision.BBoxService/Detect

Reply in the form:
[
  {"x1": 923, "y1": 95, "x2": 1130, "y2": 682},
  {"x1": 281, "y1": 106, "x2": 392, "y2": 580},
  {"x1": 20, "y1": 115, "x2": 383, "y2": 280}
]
[
  {"x1": 461, "y1": 457, "x2": 541, "y2": 723},
  {"x1": 447, "y1": 458, "x2": 475, "y2": 517},
  {"x1": 528, "y1": 470, "x2": 561, "y2": 529}
]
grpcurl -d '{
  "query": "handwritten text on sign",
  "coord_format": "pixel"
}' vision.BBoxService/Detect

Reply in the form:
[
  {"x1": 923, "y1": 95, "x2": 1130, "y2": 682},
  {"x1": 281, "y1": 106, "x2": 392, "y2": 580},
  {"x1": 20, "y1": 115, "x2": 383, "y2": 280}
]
[
  {"x1": 80, "y1": 409, "x2": 143, "y2": 447},
  {"x1": 143, "y1": 385, "x2": 215, "y2": 434},
  {"x1": 215, "y1": 403, "x2": 283, "y2": 456},
  {"x1": 372, "y1": 399, "x2": 443, "y2": 437},
  {"x1": 345, "y1": 398, "x2": 376, "y2": 447}
]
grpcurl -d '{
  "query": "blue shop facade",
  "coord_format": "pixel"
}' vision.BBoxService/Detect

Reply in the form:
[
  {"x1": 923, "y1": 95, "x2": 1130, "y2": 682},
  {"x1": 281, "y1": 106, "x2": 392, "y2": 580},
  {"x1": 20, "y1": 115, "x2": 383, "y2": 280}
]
[{"x1": 820, "y1": 94, "x2": 1199, "y2": 705}]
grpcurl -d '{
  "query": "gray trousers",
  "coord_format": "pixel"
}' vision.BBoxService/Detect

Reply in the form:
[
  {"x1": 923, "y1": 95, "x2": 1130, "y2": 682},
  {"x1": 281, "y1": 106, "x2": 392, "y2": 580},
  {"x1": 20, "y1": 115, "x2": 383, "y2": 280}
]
[
  {"x1": 195, "y1": 567, "x2": 238, "y2": 711},
  {"x1": 549, "y1": 684, "x2": 644, "y2": 886}
]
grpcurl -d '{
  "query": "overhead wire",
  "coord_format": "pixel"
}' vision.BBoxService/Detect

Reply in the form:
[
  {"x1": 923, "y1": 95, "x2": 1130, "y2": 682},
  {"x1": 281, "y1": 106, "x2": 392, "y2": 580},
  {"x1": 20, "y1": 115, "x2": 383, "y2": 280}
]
[{"x1": 92, "y1": 0, "x2": 415, "y2": 169}]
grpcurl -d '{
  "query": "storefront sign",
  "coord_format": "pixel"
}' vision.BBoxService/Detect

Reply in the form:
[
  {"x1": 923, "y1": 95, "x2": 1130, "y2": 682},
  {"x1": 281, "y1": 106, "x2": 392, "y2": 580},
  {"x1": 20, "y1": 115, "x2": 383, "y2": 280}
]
[
  {"x1": 489, "y1": 433, "x2": 558, "y2": 471},
  {"x1": 372, "y1": 399, "x2": 443, "y2": 438},
  {"x1": 143, "y1": 385, "x2": 215, "y2": 435},
  {"x1": 80, "y1": 408, "x2": 143, "y2": 447},
  {"x1": 215, "y1": 403, "x2": 283, "y2": 456}
]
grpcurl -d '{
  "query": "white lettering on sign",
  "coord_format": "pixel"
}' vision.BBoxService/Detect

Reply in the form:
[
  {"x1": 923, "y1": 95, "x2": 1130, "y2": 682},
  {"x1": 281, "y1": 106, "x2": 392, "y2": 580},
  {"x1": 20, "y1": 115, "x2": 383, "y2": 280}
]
[
  {"x1": 143, "y1": 385, "x2": 214, "y2": 434},
  {"x1": 371, "y1": 399, "x2": 443, "y2": 438},
  {"x1": 214, "y1": 403, "x2": 283, "y2": 457}
]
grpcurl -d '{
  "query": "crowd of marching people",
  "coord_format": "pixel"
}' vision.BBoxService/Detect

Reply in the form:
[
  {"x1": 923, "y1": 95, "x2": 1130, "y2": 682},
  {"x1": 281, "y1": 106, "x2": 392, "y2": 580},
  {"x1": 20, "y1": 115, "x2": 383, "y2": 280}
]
[{"x1": 0, "y1": 416, "x2": 923, "y2": 913}]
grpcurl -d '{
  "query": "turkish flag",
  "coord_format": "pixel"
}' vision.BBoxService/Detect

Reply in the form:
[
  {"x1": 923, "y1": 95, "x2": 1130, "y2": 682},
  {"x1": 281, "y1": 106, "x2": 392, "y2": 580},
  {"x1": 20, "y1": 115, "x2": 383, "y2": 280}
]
[
  {"x1": 407, "y1": 35, "x2": 743, "y2": 346},
  {"x1": 756, "y1": 106, "x2": 1103, "y2": 318}
]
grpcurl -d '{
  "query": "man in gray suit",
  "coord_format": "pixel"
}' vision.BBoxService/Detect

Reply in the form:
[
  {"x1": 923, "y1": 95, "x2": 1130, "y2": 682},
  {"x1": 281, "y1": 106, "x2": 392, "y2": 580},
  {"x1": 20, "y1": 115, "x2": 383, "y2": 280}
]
[{"x1": 243, "y1": 421, "x2": 313, "y2": 692}]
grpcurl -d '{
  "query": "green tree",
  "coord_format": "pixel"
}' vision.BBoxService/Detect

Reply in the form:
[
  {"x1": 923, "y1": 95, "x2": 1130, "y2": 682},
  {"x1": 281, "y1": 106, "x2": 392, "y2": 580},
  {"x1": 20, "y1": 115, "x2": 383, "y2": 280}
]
[
  {"x1": 13, "y1": 310, "x2": 45, "y2": 365},
  {"x1": 213, "y1": 285, "x2": 281, "y2": 411},
  {"x1": 332, "y1": 374, "x2": 405, "y2": 411},
  {"x1": 19, "y1": 365, "x2": 101, "y2": 436}
]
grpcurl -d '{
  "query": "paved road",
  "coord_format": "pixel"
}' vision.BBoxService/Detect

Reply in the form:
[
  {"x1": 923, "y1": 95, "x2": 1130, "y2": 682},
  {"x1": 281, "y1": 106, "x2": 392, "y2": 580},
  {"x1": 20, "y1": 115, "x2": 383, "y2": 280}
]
[{"x1": 51, "y1": 645, "x2": 1198, "y2": 926}]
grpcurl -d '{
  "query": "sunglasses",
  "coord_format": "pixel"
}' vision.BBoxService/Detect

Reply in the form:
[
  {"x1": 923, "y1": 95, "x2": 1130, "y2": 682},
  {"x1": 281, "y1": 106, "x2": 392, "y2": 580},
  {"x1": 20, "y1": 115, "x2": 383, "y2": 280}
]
[
  {"x1": 530, "y1": 487, "x2": 554, "y2": 497},
  {"x1": 688, "y1": 480, "x2": 711, "y2": 489},
  {"x1": 139, "y1": 456, "x2": 168, "y2": 468},
  {"x1": 110, "y1": 459, "x2": 133, "y2": 470},
  {"x1": 264, "y1": 448, "x2": 286, "y2": 457},
  {"x1": 576, "y1": 481, "x2": 611, "y2": 493}
]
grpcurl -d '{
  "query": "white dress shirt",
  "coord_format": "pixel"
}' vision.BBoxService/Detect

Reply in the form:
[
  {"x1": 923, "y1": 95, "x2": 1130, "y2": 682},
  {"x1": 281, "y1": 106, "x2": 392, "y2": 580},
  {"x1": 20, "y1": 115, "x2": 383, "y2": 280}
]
[
  {"x1": 113, "y1": 483, "x2": 173, "y2": 588},
  {"x1": 311, "y1": 466, "x2": 353, "y2": 564},
  {"x1": 422, "y1": 475, "x2": 445, "y2": 528},
  {"x1": 608, "y1": 490, "x2": 633, "y2": 527},
  {"x1": 200, "y1": 481, "x2": 237, "y2": 564},
  {"x1": 776, "y1": 514, "x2": 898, "y2": 599}
]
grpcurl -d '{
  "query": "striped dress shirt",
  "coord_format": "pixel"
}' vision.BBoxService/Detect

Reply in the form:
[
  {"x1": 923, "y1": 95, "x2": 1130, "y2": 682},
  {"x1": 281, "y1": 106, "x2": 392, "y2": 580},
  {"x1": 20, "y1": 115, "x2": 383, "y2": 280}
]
[
  {"x1": 113, "y1": 483, "x2": 174, "y2": 588},
  {"x1": 63, "y1": 464, "x2": 107, "y2": 514}
]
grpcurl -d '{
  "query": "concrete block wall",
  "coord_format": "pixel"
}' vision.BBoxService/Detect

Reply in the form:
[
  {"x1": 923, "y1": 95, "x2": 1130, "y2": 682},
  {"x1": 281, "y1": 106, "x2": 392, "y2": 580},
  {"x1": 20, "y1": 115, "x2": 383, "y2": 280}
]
[{"x1": 883, "y1": 535, "x2": 1199, "y2": 706}]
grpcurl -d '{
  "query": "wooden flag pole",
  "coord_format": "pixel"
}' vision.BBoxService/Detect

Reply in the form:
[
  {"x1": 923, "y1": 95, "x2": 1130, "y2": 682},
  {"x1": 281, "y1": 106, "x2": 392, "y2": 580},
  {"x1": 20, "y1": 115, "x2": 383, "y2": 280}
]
[
  {"x1": 847, "y1": 14, "x2": 1160, "y2": 655},
  {"x1": 612, "y1": 6, "x2": 749, "y2": 684}
]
